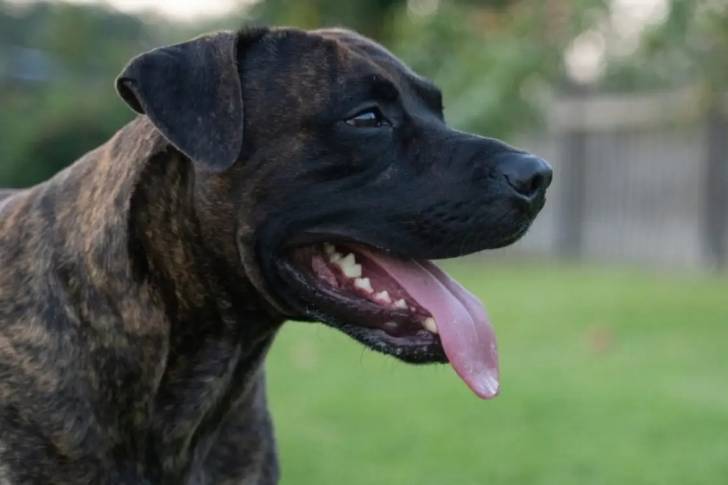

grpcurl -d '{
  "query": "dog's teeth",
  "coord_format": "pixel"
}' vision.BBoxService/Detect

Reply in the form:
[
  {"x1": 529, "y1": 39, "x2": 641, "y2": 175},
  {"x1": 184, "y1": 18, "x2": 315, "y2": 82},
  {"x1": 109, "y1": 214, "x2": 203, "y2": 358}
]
[
  {"x1": 373, "y1": 290, "x2": 391, "y2": 305},
  {"x1": 393, "y1": 299, "x2": 407, "y2": 309},
  {"x1": 328, "y1": 251, "x2": 343, "y2": 263},
  {"x1": 345, "y1": 264, "x2": 362, "y2": 279},
  {"x1": 354, "y1": 277, "x2": 373, "y2": 293},
  {"x1": 422, "y1": 317, "x2": 438, "y2": 334},
  {"x1": 335, "y1": 253, "x2": 362, "y2": 278},
  {"x1": 323, "y1": 243, "x2": 336, "y2": 255}
]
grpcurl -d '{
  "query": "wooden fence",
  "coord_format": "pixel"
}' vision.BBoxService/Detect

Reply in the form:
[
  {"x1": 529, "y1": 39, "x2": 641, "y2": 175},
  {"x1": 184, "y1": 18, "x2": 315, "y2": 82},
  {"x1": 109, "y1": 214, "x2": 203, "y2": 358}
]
[{"x1": 509, "y1": 87, "x2": 728, "y2": 271}]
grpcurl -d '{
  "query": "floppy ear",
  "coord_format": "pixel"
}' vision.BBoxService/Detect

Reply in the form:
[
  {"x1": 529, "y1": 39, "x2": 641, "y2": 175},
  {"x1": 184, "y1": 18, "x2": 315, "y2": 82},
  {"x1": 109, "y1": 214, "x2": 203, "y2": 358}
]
[{"x1": 116, "y1": 32, "x2": 244, "y2": 172}]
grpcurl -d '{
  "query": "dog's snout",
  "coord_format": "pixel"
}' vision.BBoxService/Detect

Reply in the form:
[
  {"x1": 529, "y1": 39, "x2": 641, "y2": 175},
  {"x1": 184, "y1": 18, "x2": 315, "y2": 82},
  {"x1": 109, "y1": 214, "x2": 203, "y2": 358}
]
[{"x1": 498, "y1": 153, "x2": 553, "y2": 199}]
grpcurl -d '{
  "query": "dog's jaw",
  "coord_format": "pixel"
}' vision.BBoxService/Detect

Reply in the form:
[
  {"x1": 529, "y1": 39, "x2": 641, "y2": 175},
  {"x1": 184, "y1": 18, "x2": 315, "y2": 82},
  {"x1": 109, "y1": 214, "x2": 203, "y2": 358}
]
[{"x1": 270, "y1": 238, "x2": 500, "y2": 399}]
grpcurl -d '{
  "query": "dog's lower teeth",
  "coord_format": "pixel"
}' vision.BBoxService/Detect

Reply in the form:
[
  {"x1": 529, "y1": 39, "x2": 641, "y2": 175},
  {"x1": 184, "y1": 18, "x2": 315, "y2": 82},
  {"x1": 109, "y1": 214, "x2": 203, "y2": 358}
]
[
  {"x1": 393, "y1": 299, "x2": 407, "y2": 309},
  {"x1": 422, "y1": 317, "x2": 438, "y2": 334},
  {"x1": 354, "y1": 277, "x2": 373, "y2": 293}
]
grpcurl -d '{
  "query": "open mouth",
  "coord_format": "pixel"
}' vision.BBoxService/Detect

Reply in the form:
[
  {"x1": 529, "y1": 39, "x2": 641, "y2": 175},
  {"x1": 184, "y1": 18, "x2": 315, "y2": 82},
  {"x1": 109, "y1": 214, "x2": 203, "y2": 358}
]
[{"x1": 284, "y1": 241, "x2": 500, "y2": 399}]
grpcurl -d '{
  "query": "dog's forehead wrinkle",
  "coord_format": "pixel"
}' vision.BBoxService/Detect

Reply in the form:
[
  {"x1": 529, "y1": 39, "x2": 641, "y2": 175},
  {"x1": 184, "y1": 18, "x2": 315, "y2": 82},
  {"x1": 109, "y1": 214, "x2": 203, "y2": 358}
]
[
  {"x1": 314, "y1": 28, "x2": 416, "y2": 79},
  {"x1": 315, "y1": 28, "x2": 404, "y2": 67},
  {"x1": 410, "y1": 76, "x2": 443, "y2": 110},
  {"x1": 311, "y1": 29, "x2": 442, "y2": 116}
]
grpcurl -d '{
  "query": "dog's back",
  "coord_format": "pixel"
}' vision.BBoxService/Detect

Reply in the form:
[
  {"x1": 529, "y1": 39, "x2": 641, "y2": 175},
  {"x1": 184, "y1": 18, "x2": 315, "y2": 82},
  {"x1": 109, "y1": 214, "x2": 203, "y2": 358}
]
[
  {"x1": 0, "y1": 189, "x2": 18, "y2": 215},
  {"x1": 0, "y1": 189, "x2": 17, "y2": 202}
]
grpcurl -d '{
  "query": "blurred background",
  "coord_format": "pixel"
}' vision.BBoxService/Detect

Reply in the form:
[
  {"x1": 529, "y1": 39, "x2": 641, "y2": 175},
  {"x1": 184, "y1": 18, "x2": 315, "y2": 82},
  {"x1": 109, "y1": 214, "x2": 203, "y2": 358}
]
[{"x1": 1, "y1": 0, "x2": 726, "y2": 483}]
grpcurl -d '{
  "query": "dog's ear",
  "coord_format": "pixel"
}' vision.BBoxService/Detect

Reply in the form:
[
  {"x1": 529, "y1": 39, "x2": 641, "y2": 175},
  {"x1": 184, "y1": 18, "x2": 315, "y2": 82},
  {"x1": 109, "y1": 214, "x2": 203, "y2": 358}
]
[{"x1": 116, "y1": 31, "x2": 248, "y2": 172}]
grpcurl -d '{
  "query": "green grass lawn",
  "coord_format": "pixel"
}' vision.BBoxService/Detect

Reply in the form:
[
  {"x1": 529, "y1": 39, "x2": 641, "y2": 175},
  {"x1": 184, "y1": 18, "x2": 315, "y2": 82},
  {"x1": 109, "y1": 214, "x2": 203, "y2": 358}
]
[{"x1": 266, "y1": 260, "x2": 728, "y2": 484}]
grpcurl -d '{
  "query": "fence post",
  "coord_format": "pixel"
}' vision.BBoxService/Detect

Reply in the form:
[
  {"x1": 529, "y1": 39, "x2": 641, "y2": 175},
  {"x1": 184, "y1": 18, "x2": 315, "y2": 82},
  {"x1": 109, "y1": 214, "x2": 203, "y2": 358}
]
[
  {"x1": 558, "y1": 131, "x2": 586, "y2": 258},
  {"x1": 703, "y1": 104, "x2": 728, "y2": 269},
  {"x1": 556, "y1": 88, "x2": 589, "y2": 259}
]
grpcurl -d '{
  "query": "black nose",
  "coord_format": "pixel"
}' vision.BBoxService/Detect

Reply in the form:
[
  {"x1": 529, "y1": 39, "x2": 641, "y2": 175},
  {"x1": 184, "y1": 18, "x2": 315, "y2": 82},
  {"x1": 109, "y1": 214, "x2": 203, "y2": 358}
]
[{"x1": 499, "y1": 153, "x2": 553, "y2": 199}]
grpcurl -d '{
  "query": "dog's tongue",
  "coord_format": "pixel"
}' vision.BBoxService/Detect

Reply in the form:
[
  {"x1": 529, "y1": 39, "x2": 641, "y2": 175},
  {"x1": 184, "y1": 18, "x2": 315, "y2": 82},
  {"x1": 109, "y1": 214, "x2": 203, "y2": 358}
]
[{"x1": 359, "y1": 249, "x2": 499, "y2": 399}]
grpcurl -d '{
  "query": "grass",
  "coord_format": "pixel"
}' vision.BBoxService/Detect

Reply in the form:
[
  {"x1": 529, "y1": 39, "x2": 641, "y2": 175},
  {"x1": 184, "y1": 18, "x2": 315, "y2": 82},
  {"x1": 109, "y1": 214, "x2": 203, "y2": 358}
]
[{"x1": 266, "y1": 259, "x2": 728, "y2": 484}]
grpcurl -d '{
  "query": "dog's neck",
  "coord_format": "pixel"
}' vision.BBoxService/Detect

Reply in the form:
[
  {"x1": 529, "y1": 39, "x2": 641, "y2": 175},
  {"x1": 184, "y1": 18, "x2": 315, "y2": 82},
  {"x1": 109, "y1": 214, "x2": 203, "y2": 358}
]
[{"x1": 34, "y1": 116, "x2": 281, "y2": 479}]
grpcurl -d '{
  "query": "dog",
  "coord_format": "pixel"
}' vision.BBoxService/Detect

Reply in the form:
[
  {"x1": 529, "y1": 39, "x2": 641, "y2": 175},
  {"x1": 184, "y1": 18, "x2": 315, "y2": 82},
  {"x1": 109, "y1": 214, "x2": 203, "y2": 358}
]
[{"x1": 0, "y1": 27, "x2": 551, "y2": 484}]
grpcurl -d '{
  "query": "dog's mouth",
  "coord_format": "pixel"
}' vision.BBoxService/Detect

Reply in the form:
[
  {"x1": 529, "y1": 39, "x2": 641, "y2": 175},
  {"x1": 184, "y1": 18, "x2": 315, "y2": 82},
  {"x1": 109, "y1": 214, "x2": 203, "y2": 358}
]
[{"x1": 281, "y1": 241, "x2": 499, "y2": 399}]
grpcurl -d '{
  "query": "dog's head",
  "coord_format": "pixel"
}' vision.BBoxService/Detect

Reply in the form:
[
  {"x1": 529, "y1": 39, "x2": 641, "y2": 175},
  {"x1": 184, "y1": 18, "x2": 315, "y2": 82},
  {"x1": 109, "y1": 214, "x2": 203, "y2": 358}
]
[{"x1": 117, "y1": 27, "x2": 552, "y2": 399}]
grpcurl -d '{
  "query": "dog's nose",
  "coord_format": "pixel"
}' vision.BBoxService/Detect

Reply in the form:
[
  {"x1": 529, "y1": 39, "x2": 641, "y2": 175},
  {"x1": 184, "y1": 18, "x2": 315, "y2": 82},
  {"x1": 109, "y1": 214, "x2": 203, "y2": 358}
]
[{"x1": 498, "y1": 152, "x2": 553, "y2": 199}]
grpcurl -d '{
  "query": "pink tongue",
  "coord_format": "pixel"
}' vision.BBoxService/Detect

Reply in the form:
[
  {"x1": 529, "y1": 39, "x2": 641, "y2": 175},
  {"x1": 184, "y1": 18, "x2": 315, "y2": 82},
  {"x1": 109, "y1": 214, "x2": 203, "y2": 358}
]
[{"x1": 358, "y1": 249, "x2": 499, "y2": 399}]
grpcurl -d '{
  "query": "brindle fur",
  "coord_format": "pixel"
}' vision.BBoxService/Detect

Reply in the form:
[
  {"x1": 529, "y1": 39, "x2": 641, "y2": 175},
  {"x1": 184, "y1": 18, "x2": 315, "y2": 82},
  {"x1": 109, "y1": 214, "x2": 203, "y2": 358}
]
[
  {"x1": 0, "y1": 118, "x2": 278, "y2": 484},
  {"x1": 0, "y1": 26, "x2": 551, "y2": 484}
]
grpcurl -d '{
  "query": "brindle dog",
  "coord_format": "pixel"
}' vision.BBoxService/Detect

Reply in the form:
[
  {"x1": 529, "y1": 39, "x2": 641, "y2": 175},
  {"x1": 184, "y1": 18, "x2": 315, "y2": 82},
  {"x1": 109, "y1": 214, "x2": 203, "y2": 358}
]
[{"x1": 0, "y1": 27, "x2": 551, "y2": 484}]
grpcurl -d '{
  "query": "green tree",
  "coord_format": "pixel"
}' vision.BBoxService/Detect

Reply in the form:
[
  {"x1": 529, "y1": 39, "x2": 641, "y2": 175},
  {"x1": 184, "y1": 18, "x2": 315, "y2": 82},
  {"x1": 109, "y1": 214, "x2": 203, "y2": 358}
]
[{"x1": 0, "y1": 0, "x2": 168, "y2": 187}]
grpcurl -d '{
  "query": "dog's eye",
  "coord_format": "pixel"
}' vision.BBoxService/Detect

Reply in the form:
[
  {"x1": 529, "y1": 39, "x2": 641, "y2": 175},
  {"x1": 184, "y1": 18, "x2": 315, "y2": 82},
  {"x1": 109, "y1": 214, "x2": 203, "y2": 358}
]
[{"x1": 345, "y1": 108, "x2": 390, "y2": 129}]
